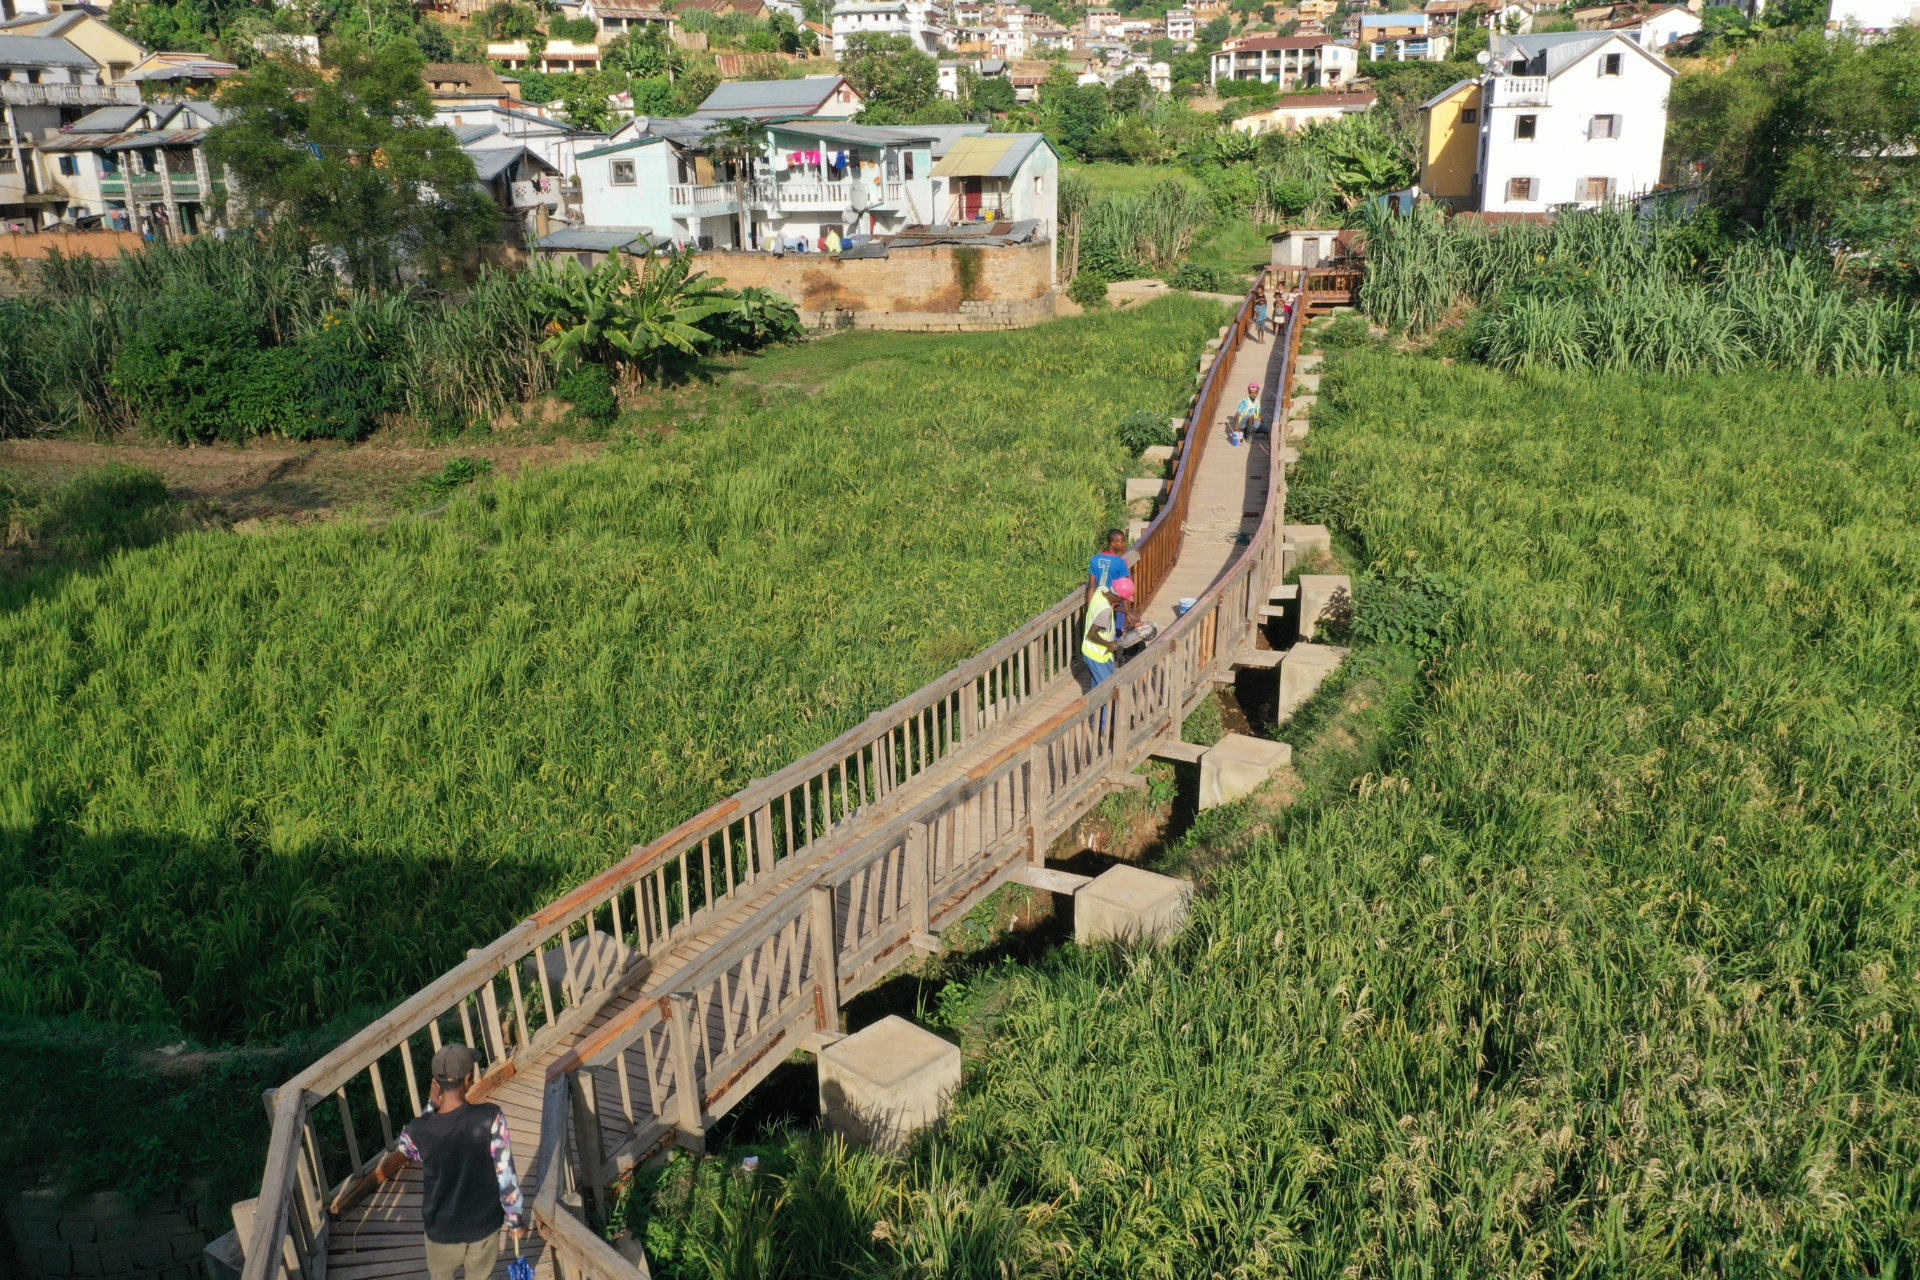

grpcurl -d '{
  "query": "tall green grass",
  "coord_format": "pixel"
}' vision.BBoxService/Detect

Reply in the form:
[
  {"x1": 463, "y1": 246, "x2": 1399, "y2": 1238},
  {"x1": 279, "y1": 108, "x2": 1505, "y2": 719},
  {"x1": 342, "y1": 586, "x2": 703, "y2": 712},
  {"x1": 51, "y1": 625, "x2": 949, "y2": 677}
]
[
  {"x1": 1361, "y1": 203, "x2": 1920, "y2": 376},
  {"x1": 0, "y1": 298, "x2": 1225, "y2": 1041},
  {"x1": 623, "y1": 354, "x2": 1920, "y2": 1276}
]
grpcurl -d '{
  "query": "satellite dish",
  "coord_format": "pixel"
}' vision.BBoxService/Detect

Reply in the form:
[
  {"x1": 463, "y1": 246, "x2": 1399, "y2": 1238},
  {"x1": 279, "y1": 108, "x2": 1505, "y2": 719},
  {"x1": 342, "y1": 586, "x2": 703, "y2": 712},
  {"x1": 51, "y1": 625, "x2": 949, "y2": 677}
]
[{"x1": 1476, "y1": 50, "x2": 1491, "y2": 63}]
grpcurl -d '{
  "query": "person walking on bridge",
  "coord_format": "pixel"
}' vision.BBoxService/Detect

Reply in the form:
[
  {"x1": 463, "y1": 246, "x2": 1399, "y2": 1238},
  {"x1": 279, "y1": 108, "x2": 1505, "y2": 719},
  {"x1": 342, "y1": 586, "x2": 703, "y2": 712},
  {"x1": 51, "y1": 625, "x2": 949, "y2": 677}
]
[
  {"x1": 395, "y1": 1044, "x2": 525, "y2": 1280},
  {"x1": 1088, "y1": 528, "x2": 1133, "y2": 634},
  {"x1": 1082, "y1": 576, "x2": 1134, "y2": 690}
]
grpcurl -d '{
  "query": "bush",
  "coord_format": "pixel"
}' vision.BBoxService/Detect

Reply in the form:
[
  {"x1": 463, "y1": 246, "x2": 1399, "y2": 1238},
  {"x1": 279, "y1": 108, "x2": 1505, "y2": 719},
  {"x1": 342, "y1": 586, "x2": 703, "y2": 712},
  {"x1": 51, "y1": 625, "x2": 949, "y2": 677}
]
[
  {"x1": 1344, "y1": 567, "x2": 1459, "y2": 655},
  {"x1": 1321, "y1": 312, "x2": 1372, "y2": 348},
  {"x1": 295, "y1": 304, "x2": 400, "y2": 441},
  {"x1": 1068, "y1": 272, "x2": 1110, "y2": 309},
  {"x1": 108, "y1": 289, "x2": 268, "y2": 443},
  {"x1": 1170, "y1": 262, "x2": 1234, "y2": 293},
  {"x1": 1115, "y1": 408, "x2": 1176, "y2": 453},
  {"x1": 557, "y1": 362, "x2": 619, "y2": 426}
]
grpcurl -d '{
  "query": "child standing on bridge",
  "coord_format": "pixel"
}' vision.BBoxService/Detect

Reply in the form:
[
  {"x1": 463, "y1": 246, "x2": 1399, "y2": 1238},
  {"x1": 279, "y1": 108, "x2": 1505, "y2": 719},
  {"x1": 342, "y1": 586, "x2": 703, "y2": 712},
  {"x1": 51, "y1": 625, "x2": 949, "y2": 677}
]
[{"x1": 394, "y1": 1045, "x2": 525, "y2": 1280}]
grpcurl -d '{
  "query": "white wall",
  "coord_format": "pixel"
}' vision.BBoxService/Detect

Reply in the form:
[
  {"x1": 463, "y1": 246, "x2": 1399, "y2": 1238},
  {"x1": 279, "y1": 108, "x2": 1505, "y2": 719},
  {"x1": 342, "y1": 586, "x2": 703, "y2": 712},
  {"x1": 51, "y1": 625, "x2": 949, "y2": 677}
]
[
  {"x1": 1479, "y1": 42, "x2": 1671, "y2": 213},
  {"x1": 1829, "y1": 0, "x2": 1918, "y2": 30},
  {"x1": 577, "y1": 140, "x2": 674, "y2": 234}
]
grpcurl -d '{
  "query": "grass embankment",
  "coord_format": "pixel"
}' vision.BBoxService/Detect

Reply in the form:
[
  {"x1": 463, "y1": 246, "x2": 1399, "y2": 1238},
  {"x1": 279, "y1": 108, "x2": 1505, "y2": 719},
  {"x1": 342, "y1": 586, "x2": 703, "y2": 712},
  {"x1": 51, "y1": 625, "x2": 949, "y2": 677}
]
[
  {"x1": 0, "y1": 299, "x2": 1227, "y2": 1204},
  {"x1": 623, "y1": 338, "x2": 1920, "y2": 1276}
]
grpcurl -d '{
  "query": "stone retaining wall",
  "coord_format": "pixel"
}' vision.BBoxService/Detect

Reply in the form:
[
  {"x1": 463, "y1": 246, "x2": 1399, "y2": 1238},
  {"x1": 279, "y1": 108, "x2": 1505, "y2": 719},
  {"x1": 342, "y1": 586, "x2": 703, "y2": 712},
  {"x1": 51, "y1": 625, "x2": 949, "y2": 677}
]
[
  {"x1": 704, "y1": 239, "x2": 1057, "y2": 331},
  {"x1": 4, "y1": 1186, "x2": 213, "y2": 1280}
]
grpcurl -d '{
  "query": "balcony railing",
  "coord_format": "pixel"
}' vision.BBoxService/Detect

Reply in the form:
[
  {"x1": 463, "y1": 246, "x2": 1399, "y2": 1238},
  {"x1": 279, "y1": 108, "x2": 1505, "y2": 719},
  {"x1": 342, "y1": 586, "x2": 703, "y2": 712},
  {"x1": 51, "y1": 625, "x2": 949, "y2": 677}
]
[
  {"x1": 1490, "y1": 75, "x2": 1549, "y2": 107},
  {"x1": 772, "y1": 180, "x2": 850, "y2": 208},
  {"x1": 947, "y1": 193, "x2": 1010, "y2": 223},
  {"x1": 0, "y1": 82, "x2": 139, "y2": 107},
  {"x1": 670, "y1": 181, "x2": 772, "y2": 209}
]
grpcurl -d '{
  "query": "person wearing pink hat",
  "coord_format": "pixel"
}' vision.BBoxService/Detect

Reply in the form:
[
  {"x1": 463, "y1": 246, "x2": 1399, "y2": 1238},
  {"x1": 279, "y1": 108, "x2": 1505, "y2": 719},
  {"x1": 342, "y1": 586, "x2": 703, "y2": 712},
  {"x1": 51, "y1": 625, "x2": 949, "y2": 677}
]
[{"x1": 1081, "y1": 575, "x2": 1134, "y2": 689}]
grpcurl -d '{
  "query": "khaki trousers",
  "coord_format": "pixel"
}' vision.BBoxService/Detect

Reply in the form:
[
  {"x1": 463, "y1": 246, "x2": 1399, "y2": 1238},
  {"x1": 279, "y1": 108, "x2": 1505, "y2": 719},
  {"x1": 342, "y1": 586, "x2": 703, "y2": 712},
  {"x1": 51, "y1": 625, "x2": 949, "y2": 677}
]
[{"x1": 424, "y1": 1233, "x2": 497, "y2": 1280}]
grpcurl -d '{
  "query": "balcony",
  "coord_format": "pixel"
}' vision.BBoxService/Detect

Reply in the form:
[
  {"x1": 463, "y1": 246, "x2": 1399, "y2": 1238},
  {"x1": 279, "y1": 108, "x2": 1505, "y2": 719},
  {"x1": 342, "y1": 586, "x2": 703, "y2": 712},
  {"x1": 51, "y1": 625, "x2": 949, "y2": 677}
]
[
  {"x1": 1489, "y1": 75, "x2": 1549, "y2": 107},
  {"x1": 1, "y1": 82, "x2": 140, "y2": 108},
  {"x1": 771, "y1": 180, "x2": 850, "y2": 209},
  {"x1": 947, "y1": 193, "x2": 1011, "y2": 223}
]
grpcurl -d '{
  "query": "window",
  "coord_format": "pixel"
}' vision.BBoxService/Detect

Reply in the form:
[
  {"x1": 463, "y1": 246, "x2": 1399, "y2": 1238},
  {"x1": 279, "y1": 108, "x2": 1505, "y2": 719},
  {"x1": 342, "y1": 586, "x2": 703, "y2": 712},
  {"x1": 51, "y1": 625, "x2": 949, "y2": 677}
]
[
  {"x1": 1514, "y1": 114, "x2": 1536, "y2": 140},
  {"x1": 1588, "y1": 114, "x2": 1620, "y2": 139},
  {"x1": 58, "y1": 155, "x2": 79, "y2": 176},
  {"x1": 604, "y1": 16, "x2": 621, "y2": 26},
  {"x1": 611, "y1": 159, "x2": 636, "y2": 185},
  {"x1": 101, "y1": 152, "x2": 120, "y2": 175},
  {"x1": 1034, "y1": 173, "x2": 1043, "y2": 195},
  {"x1": 1460, "y1": 107, "x2": 1477, "y2": 123},
  {"x1": 1600, "y1": 52, "x2": 1622, "y2": 75},
  {"x1": 1582, "y1": 176, "x2": 1613, "y2": 202},
  {"x1": 1506, "y1": 176, "x2": 1536, "y2": 201}
]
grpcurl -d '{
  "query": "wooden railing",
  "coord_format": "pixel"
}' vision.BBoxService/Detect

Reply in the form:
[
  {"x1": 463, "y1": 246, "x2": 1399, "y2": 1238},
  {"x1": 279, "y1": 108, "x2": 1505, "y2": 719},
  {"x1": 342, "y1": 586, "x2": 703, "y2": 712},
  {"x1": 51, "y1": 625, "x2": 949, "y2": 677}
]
[{"x1": 241, "y1": 275, "x2": 1295, "y2": 1280}]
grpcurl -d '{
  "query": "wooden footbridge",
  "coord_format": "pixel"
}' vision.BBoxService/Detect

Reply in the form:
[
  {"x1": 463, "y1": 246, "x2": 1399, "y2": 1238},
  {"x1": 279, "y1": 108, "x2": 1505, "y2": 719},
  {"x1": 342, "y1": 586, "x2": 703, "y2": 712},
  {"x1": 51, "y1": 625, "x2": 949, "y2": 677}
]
[{"x1": 238, "y1": 278, "x2": 1312, "y2": 1280}]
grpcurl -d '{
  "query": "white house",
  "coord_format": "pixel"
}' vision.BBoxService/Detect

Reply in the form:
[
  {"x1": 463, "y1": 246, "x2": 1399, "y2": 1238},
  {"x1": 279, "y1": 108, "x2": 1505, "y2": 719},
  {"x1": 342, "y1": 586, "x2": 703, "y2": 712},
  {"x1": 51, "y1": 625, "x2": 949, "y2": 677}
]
[
  {"x1": 577, "y1": 0, "x2": 673, "y2": 42},
  {"x1": 1475, "y1": 30, "x2": 1675, "y2": 213},
  {"x1": 1210, "y1": 34, "x2": 1357, "y2": 87},
  {"x1": 486, "y1": 38, "x2": 602, "y2": 71},
  {"x1": 1828, "y1": 0, "x2": 1912, "y2": 29},
  {"x1": 1231, "y1": 89, "x2": 1376, "y2": 134},
  {"x1": 1165, "y1": 6, "x2": 1196, "y2": 39},
  {"x1": 831, "y1": 0, "x2": 945, "y2": 53},
  {"x1": 433, "y1": 102, "x2": 592, "y2": 176},
  {"x1": 928, "y1": 131, "x2": 1057, "y2": 234},
  {"x1": 1618, "y1": 3, "x2": 1699, "y2": 49}
]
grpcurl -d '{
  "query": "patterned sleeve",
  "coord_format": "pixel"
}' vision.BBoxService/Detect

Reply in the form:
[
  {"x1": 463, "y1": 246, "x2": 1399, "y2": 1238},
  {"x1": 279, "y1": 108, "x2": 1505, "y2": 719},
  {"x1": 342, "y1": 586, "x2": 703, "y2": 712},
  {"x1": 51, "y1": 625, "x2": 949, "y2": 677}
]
[
  {"x1": 395, "y1": 1126, "x2": 422, "y2": 1163},
  {"x1": 490, "y1": 1111, "x2": 524, "y2": 1228}
]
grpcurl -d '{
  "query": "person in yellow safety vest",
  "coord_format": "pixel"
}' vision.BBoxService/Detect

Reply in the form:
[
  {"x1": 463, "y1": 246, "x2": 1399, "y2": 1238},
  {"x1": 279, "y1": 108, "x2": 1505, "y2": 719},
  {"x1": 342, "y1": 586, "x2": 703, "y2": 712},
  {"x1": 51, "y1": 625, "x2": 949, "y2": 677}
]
[{"x1": 1082, "y1": 576, "x2": 1135, "y2": 689}]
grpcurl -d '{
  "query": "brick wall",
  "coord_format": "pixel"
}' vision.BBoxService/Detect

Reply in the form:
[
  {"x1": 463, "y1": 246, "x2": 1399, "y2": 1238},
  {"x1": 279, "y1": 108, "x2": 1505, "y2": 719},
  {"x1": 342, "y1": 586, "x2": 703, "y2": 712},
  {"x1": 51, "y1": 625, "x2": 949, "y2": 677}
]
[
  {"x1": 0, "y1": 232, "x2": 145, "y2": 299},
  {"x1": 701, "y1": 239, "x2": 1058, "y2": 331},
  {"x1": 5, "y1": 1186, "x2": 213, "y2": 1280}
]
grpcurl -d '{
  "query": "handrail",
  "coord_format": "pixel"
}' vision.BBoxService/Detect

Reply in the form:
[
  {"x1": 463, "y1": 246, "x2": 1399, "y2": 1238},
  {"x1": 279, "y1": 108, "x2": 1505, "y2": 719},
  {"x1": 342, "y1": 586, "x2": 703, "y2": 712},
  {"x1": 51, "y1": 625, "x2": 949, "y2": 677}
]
[{"x1": 242, "y1": 276, "x2": 1290, "y2": 1280}]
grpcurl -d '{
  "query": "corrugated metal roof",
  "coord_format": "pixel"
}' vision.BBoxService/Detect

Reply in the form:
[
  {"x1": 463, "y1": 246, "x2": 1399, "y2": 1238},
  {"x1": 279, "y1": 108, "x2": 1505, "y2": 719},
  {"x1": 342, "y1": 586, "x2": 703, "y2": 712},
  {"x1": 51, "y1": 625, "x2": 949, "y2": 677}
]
[
  {"x1": 451, "y1": 122, "x2": 500, "y2": 145},
  {"x1": 0, "y1": 33, "x2": 97, "y2": 67},
  {"x1": 39, "y1": 127, "x2": 208, "y2": 151},
  {"x1": 698, "y1": 76, "x2": 845, "y2": 116},
  {"x1": 767, "y1": 120, "x2": 936, "y2": 147},
  {"x1": 891, "y1": 218, "x2": 1039, "y2": 246},
  {"x1": 930, "y1": 133, "x2": 1045, "y2": 179},
  {"x1": 67, "y1": 104, "x2": 147, "y2": 133},
  {"x1": 469, "y1": 146, "x2": 542, "y2": 181},
  {"x1": 535, "y1": 226, "x2": 654, "y2": 250}
]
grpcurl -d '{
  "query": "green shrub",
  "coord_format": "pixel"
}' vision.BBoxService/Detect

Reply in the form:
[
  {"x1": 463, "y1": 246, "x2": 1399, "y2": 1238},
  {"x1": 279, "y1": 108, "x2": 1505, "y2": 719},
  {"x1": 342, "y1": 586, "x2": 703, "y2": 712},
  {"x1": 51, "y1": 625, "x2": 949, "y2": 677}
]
[
  {"x1": 227, "y1": 348, "x2": 307, "y2": 439},
  {"x1": 108, "y1": 289, "x2": 266, "y2": 443},
  {"x1": 411, "y1": 454, "x2": 495, "y2": 505},
  {"x1": 295, "y1": 306, "x2": 399, "y2": 441},
  {"x1": 1169, "y1": 262, "x2": 1233, "y2": 293},
  {"x1": 1115, "y1": 408, "x2": 1176, "y2": 453},
  {"x1": 556, "y1": 362, "x2": 619, "y2": 427},
  {"x1": 1283, "y1": 467, "x2": 1362, "y2": 532},
  {"x1": 1343, "y1": 567, "x2": 1458, "y2": 654},
  {"x1": 1068, "y1": 272, "x2": 1110, "y2": 309},
  {"x1": 1321, "y1": 312, "x2": 1372, "y2": 348}
]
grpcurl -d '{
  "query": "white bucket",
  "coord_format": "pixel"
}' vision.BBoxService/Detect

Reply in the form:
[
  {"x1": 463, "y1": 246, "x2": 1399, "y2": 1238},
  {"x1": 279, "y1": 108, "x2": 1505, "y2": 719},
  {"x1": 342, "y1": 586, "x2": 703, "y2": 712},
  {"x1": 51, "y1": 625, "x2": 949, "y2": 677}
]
[{"x1": 1176, "y1": 598, "x2": 1197, "y2": 617}]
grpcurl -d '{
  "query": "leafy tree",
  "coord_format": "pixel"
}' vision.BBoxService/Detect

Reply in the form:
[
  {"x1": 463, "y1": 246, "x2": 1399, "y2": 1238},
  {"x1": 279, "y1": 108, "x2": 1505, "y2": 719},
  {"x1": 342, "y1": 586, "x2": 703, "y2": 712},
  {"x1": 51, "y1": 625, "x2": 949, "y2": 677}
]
[
  {"x1": 629, "y1": 75, "x2": 678, "y2": 114},
  {"x1": 705, "y1": 116, "x2": 767, "y2": 247},
  {"x1": 673, "y1": 62, "x2": 722, "y2": 113},
  {"x1": 557, "y1": 69, "x2": 627, "y2": 131},
  {"x1": 607, "y1": 25, "x2": 682, "y2": 78},
  {"x1": 210, "y1": 38, "x2": 498, "y2": 287},
  {"x1": 548, "y1": 15, "x2": 598, "y2": 40},
  {"x1": 1109, "y1": 67, "x2": 1156, "y2": 114},
  {"x1": 839, "y1": 33, "x2": 938, "y2": 115},
  {"x1": 477, "y1": 1, "x2": 540, "y2": 39},
  {"x1": 971, "y1": 74, "x2": 1016, "y2": 116},
  {"x1": 1046, "y1": 82, "x2": 1111, "y2": 158}
]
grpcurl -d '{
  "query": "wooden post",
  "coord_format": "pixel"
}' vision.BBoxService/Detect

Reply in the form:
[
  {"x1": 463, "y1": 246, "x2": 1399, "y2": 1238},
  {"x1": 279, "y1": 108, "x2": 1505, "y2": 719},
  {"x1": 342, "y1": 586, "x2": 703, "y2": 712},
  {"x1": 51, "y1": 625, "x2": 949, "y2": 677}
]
[
  {"x1": 1025, "y1": 741, "x2": 1046, "y2": 863},
  {"x1": 666, "y1": 995, "x2": 706, "y2": 1151},
  {"x1": 810, "y1": 884, "x2": 841, "y2": 1032},
  {"x1": 567, "y1": 1070, "x2": 607, "y2": 1206},
  {"x1": 907, "y1": 823, "x2": 931, "y2": 939}
]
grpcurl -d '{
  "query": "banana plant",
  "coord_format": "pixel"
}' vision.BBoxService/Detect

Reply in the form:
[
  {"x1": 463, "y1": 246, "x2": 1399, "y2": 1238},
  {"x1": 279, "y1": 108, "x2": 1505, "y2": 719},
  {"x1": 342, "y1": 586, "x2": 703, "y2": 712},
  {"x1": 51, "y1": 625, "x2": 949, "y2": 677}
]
[{"x1": 529, "y1": 249, "x2": 732, "y2": 384}]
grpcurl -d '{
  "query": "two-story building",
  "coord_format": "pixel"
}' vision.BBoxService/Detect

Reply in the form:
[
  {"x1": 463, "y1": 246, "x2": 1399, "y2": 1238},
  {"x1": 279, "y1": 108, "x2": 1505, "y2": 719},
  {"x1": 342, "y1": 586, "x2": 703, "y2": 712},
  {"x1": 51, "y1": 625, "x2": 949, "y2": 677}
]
[
  {"x1": 486, "y1": 38, "x2": 603, "y2": 71},
  {"x1": 2, "y1": 32, "x2": 140, "y2": 230},
  {"x1": 1418, "y1": 30, "x2": 1674, "y2": 212},
  {"x1": 1209, "y1": 35, "x2": 1357, "y2": 87},
  {"x1": 0, "y1": 10, "x2": 147, "y2": 83},
  {"x1": 697, "y1": 75, "x2": 865, "y2": 119},
  {"x1": 577, "y1": 0, "x2": 674, "y2": 42},
  {"x1": 831, "y1": 0, "x2": 945, "y2": 52},
  {"x1": 1165, "y1": 6, "x2": 1197, "y2": 40},
  {"x1": 32, "y1": 99, "x2": 224, "y2": 235},
  {"x1": 1361, "y1": 12, "x2": 1451, "y2": 59}
]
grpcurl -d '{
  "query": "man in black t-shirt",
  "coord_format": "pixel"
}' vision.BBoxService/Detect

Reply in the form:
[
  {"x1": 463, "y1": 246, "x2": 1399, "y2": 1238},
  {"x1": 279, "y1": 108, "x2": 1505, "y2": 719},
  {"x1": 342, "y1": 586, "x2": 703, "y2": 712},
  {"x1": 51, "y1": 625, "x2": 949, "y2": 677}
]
[{"x1": 396, "y1": 1045, "x2": 524, "y2": 1280}]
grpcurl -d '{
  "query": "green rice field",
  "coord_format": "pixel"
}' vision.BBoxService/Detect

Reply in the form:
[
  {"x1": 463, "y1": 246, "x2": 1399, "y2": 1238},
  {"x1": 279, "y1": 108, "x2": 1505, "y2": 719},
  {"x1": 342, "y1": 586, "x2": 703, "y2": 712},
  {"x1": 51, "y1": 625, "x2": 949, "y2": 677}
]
[
  {"x1": 0, "y1": 299, "x2": 1226, "y2": 1044},
  {"x1": 623, "y1": 342, "x2": 1920, "y2": 1276}
]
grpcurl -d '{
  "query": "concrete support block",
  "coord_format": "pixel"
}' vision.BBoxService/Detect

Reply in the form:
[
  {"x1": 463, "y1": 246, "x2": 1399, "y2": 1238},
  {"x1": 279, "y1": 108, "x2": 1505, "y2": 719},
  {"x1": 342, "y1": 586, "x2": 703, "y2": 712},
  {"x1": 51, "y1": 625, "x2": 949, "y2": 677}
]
[
  {"x1": 1140, "y1": 444, "x2": 1175, "y2": 467},
  {"x1": 1198, "y1": 733, "x2": 1293, "y2": 810},
  {"x1": 1296, "y1": 353, "x2": 1322, "y2": 371},
  {"x1": 1127, "y1": 518, "x2": 1148, "y2": 544},
  {"x1": 1288, "y1": 394, "x2": 1317, "y2": 418},
  {"x1": 1278, "y1": 643, "x2": 1348, "y2": 722},
  {"x1": 1125, "y1": 478, "x2": 1169, "y2": 502},
  {"x1": 1074, "y1": 865, "x2": 1194, "y2": 945},
  {"x1": 1294, "y1": 373, "x2": 1321, "y2": 393},
  {"x1": 817, "y1": 1016, "x2": 961, "y2": 1153},
  {"x1": 1283, "y1": 524, "x2": 1331, "y2": 561},
  {"x1": 1297, "y1": 573, "x2": 1350, "y2": 640}
]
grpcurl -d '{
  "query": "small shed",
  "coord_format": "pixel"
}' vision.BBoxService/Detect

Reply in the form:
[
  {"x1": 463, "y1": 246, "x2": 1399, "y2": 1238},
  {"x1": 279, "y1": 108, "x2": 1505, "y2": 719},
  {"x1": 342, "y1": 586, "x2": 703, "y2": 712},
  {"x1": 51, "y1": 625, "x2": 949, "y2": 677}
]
[{"x1": 1269, "y1": 228, "x2": 1349, "y2": 269}]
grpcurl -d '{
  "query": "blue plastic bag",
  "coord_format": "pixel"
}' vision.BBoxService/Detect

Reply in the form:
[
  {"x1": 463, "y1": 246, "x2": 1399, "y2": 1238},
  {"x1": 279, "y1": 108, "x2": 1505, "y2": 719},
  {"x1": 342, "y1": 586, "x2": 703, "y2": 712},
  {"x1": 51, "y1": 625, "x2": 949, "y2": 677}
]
[{"x1": 507, "y1": 1237, "x2": 534, "y2": 1280}]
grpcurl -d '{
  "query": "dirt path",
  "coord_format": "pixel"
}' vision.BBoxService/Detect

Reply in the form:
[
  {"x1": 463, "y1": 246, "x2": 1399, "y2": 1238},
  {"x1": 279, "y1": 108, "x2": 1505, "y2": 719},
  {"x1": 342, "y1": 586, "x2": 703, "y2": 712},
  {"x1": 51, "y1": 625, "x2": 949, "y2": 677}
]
[{"x1": 0, "y1": 437, "x2": 605, "y2": 522}]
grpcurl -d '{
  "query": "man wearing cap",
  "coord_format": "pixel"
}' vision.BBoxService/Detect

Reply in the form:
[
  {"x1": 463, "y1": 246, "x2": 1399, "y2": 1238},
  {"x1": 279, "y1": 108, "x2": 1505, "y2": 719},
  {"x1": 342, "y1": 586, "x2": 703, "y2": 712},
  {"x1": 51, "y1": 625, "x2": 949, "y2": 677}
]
[
  {"x1": 1081, "y1": 577, "x2": 1134, "y2": 690},
  {"x1": 395, "y1": 1045, "x2": 524, "y2": 1280}
]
